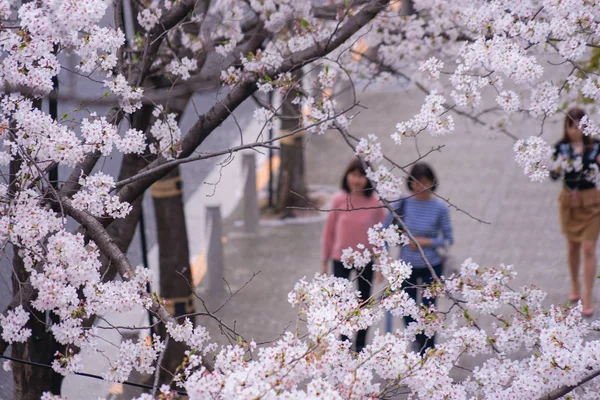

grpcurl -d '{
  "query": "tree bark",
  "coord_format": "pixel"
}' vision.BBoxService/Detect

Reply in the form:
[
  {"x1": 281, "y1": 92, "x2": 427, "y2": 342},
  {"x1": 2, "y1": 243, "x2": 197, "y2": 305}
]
[
  {"x1": 11, "y1": 253, "x2": 63, "y2": 400},
  {"x1": 96, "y1": 105, "x2": 156, "y2": 282},
  {"x1": 152, "y1": 166, "x2": 194, "y2": 384},
  {"x1": 116, "y1": 0, "x2": 390, "y2": 211},
  {"x1": 277, "y1": 135, "x2": 307, "y2": 215},
  {"x1": 10, "y1": 153, "x2": 62, "y2": 399},
  {"x1": 276, "y1": 70, "x2": 308, "y2": 215}
]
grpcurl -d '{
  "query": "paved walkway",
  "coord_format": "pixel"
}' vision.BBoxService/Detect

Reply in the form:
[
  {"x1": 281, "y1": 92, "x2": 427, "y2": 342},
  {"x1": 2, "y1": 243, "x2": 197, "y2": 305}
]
[
  {"x1": 198, "y1": 86, "x2": 575, "y2": 348},
  {"x1": 61, "y1": 84, "x2": 582, "y2": 399}
]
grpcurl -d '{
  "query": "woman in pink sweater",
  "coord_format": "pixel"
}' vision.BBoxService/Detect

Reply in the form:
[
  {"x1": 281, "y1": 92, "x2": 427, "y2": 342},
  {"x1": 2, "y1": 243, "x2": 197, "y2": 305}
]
[{"x1": 321, "y1": 157, "x2": 387, "y2": 352}]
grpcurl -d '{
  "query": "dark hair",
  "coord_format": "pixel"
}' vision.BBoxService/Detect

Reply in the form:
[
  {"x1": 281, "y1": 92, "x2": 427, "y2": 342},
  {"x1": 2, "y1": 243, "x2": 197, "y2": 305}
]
[
  {"x1": 561, "y1": 107, "x2": 591, "y2": 146},
  {"x1": 341, "y1": 157, "x2": 375, "y2": 197},
  {"x1": 407, "y1": 162, "x2": 437, "y2": 193}
]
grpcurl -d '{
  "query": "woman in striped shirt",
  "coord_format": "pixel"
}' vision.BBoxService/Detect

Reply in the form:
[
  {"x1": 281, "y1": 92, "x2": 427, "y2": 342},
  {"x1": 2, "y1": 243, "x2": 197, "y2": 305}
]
[{"x1": 384, "y1": 162, "x2": 454, "y2": 353}]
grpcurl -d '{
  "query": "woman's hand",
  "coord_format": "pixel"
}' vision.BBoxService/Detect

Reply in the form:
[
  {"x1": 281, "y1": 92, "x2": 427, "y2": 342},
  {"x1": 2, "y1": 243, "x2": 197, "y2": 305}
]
[
  {"x1": 409, "y1": 237, "x2": 432, "y2": 250},
  {"x1": 321, "y1": 260, "x2": 328, "y2": 275}
]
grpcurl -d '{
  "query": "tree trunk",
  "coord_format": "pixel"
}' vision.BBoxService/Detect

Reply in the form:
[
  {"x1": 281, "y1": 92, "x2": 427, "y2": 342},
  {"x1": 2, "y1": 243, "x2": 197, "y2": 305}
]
[
  {"x1": 277, "y1": 135, "x2": 307, "y2": 215},
  {"x1": 96, "y1": 105, "x2": 156, "y2": 282},
  {"x1": 151, "y1": 166, "x2": 194, "y2": 384},
  {"x1": 10, "y1": 154, "x2": 62, "y2": 399},
  {"x1": 276, "y1": 70, "x2": 308, "y2": 215},
  {"x1": 11, "y1": 253, "x2": 63, "y2": 400}
]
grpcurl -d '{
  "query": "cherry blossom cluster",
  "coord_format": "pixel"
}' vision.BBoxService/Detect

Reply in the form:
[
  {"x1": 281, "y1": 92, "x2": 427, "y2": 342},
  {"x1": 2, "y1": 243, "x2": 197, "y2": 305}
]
[
  {"x1": 365, "y1": 165, "x2": 403, "y2": 200},
  {"x1": 166, "y1": 57, "x2": 198, "y2": 81},
  {"x1": 104, "y1": 75, "x2": 144, "y2": 114},
  {"x1": 513, "y1": 136, "x2": 553, "y2": 182},
  {"x1": 1, "y1": 0, "x2": 124, "y2": 94},
  {"x1": 445, "y1": 258, "x2": 521, "y2": 314},
  {"x1": 340, "y1": 244, "x2": 373, "y2": 270},
  {"x1": 418, "y1": 56, "x2": 444, "y2": 80},
  {"x1": 150, "y1": 106, "x2": 182, "y2": 160},
  {"x1": 2, "y1": 188, "x2": 63, "y2": 249},
  {"x1": 529, "y1": 81, "x2": 560, "y2": 118},
  {"x1": 103, "y1": 334, "x2": 166, "y2": 383},
  {"x1": 83, "y1": 267, "x2": 154, "y2": 315},
  {"x1": 579, "y1": 115, "x2": 600, "y2": 137},
  {"x1": 72, "y1": 172, "x2": 132, "y2": 219},
  {"x1": 0, "y1": 306, "x2": 31, "y2": 344},
  {"x1": 2, "y1": 94, "x2": 84, "y2": 171},
  {"x1": 81, "y1": 113, "x2": 146, "y2": 156},
  {"x1": 138, "y1": 1, "x2": 163, "y2": 32},
  {"x1": 52, "y1": 349, "x2": 83, "y2": 375},
  {"x1": 394, "y1": 91, "x2": 455, "y2": 137},
  {"x1": 354, "y1": 134, "x2": 383, "y2": 164},
  {"x1": 166, "y1": 318, "x2": 213, "y2": 353},
  {"x1": 496, "y1": 90, "x2": 521, "y2": 114}
]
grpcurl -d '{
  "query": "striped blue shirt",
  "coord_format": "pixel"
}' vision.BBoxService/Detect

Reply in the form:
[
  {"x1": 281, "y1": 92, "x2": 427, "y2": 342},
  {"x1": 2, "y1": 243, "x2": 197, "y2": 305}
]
[{"x1": 383, "y1": 197, "x2": 454, "y2": 268}]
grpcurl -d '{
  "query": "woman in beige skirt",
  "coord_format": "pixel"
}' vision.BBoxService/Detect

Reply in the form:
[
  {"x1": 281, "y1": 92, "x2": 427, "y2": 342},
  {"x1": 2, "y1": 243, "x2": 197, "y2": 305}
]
[{"x1": 551, "y1": 107, "x2": 600, "y2": 317}]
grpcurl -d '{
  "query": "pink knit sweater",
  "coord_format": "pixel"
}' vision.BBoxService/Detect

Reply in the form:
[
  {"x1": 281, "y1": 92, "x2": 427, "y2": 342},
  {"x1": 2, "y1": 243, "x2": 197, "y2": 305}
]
[{"x1": 321, "y1": 191, "x2": 387, "y2": 262}]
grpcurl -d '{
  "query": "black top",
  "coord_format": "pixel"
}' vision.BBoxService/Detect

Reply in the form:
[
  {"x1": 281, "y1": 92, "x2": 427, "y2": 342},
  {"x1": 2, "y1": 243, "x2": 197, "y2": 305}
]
[{"x1": 550, "y1": 140, "x2": 600, "y2": 190}]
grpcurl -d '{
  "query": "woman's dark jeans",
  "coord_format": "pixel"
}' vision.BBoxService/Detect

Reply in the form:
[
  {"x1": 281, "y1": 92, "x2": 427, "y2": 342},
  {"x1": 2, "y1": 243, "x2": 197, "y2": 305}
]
[
  {"x1": 385, "y1": 264, "x2": 443, "y2": 354},
  {"x1": 333, "y1": 260, "x2": 374, "y2": 353}
]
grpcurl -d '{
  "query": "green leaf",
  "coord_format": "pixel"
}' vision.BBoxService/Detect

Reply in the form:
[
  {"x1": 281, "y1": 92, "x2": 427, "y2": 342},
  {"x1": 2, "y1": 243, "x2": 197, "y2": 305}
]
[
  {"x1": 463, "y1": 310, "x2": 470, "y2": 321},
  {"x1": 299, "y1": 18, "x2": 310, "y2": 28}
]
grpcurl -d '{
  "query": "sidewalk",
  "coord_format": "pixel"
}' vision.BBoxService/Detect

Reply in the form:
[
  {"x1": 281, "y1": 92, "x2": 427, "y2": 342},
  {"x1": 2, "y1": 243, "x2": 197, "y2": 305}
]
[
  {"x1": 65, "y1": 84, "x2": 585, "y2": 398},
  {"x1": 194, "y1": 86, "x2": 591, "y2": 390}
]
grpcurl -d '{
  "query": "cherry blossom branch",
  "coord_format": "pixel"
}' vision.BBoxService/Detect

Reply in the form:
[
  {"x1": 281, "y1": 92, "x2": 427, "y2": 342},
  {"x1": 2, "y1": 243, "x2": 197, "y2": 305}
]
[
  {"x1": 342, "y1": 130, "x2": 491, "y2": 224},
  {"x1": 115, "y1": 0, "x2": 391, "y2": 207},
  {"x1": 59, "y1": 197, "x2": 180, "y2": 330},
  {"x1": 56, "y1": 1, "x2": 205, "y2": 198},
  {"x1": 114, "y1": 103, "x2": 356, "y2": 189},
  {"x1": 537, "y1": 369, "x2": 600, "y2": 400},
  {"x1": 356, "y1": 52, "x2": 520, "y2": 140},
  {"x1": 175, "y1": 270, "x2": 256, "y2": 345},
  {"x1": 0, "y1": 354, "x2": 188, "y2": 396},
  {"x1": 134, "y1": 0, "x2": 204, "y2": 86}
]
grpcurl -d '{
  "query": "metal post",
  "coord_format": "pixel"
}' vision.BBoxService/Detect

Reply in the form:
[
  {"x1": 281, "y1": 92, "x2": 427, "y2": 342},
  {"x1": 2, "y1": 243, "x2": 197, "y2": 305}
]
[
  {"x1": 205, "y1": 205, "x2": 224, "y2": 295},
  {"x1": 401, "y1": 0, "x2": 414, "y2": 15},
  {"x1": 242, "y1": 153, "x2": 260, "y2": 234},
  {"x1": 48, "y1": 75, "x2": 59, "y2": 189},
  {"x1": 138, "y1": 205, "x2": 155, "y2": 335},
  {"x1": 268, "y1": 91, "x2": 274, "y2": 208}
]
